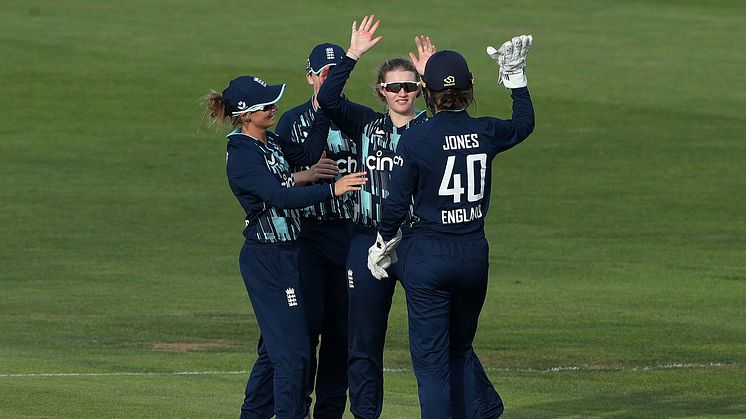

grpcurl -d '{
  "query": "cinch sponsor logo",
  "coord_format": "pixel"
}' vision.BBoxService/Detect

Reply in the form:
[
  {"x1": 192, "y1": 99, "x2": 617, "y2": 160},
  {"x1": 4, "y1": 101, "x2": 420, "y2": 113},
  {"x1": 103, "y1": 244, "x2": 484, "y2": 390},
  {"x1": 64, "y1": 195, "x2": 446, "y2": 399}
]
[
  {"x1": 336, "y1": 156, "x2": 358, "y2": 174},
  {"x1": 365, "y1": 150, "x2": 403, "y2": 172}
]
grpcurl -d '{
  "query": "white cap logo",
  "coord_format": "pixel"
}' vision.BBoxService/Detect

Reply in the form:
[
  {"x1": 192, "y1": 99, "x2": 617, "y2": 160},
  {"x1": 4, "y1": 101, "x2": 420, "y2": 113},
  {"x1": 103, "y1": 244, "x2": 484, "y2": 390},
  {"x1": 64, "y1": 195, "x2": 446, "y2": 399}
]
[
  {"x1": 326, "y1": 47, "x2": 335, "y2": 60},
  {"x1": 443, "y1": 75, "x2": 456, "y2": 87},
  {"x1": 237, "y1": 101, "x2": 247, "y2": 110},
  {"x1": 253, "y1": 77, "x2": 267, "y2": 87}
]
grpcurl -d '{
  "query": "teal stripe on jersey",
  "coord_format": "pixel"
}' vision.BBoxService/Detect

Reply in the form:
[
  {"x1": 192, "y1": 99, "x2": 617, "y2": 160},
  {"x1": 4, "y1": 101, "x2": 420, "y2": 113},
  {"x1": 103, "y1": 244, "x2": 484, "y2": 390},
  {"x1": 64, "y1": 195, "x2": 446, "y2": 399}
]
[
  {"x1": 286, "y1": 102, "x2": 356, "y2": 221},
  {"x1": 246, "y1": 132, "x2": 303, "y2": 242},
  {"x1": 352, "y1": 111, "x2": 427, "y2": 228}
]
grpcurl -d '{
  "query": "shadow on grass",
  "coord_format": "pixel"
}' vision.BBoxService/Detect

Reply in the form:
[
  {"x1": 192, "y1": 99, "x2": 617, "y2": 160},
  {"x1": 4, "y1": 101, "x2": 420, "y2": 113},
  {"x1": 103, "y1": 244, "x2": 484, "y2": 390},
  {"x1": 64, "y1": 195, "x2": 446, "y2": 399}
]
[{"x1": 510, "y1": 391, "x2": 746, "y2": 418}]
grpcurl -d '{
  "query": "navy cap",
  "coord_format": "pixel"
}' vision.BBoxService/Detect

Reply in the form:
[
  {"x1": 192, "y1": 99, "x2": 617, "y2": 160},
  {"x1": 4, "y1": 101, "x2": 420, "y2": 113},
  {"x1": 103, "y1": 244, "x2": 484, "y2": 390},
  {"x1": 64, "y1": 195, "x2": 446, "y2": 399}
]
[
  {"x1": 422, "y1": 50, "x2": 473, "y2": 91},
  {"x1": 222, "y1": 76, "x2": 285, "y2": 116},
  {"x1": 306, "y1": 43, "x2": 345, "y2": 74}
]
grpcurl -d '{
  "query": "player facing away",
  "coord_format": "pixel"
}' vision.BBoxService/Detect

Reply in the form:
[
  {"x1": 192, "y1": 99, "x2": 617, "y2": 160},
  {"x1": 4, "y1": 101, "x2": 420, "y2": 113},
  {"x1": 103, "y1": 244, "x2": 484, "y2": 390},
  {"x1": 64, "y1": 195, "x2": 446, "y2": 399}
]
[
  {"x1": 244, "y1": 43, "x2": 357, "y2": 419},
  {"x1": 318, "y1": 15, "x2": 504, "y2": 419},
  {"x1": 370, "y1": 37, "x2": 535, "y2": 418},
  {"x1": 203, "y1": 75, "x2": 367, "y2": 419}
]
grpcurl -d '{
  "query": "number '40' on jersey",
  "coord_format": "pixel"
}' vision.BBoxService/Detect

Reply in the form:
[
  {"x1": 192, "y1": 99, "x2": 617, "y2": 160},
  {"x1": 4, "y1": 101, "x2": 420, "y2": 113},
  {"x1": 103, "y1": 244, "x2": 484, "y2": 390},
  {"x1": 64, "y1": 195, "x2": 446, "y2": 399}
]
[{"x1": 379, "y1": 90, "x2": 535, "y2": 241}]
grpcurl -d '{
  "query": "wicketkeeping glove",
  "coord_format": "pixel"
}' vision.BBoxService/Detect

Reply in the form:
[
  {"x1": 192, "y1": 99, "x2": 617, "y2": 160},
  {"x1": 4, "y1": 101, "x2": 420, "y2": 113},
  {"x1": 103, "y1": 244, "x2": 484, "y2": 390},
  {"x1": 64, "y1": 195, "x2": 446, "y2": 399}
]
[
  {"x1": 486, "y1": 34, "x2": 532, "y2": 89},
  {"x1": 367, "y1": 230, "x2": 402, "y2": 280}
]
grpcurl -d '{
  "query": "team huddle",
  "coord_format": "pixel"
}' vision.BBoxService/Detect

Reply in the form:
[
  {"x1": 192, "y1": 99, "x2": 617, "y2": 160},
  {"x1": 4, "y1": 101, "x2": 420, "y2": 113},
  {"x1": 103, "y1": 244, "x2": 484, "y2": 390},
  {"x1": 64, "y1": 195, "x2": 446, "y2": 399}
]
[{"x1": 205, "y1": 15, "x2": 534, "y2": 419}]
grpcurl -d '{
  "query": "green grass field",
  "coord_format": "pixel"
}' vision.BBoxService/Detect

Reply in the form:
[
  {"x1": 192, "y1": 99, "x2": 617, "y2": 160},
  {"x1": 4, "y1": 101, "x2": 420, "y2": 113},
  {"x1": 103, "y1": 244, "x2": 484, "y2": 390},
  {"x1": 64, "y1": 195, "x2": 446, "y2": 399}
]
[{"x1": 2, "y1": 0, "x2": 745, "y2": 417}]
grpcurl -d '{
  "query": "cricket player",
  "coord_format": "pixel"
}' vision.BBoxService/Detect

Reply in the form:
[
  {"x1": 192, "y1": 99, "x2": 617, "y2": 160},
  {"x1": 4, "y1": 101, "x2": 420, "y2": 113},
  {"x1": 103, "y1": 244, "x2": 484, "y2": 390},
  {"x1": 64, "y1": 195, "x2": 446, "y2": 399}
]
[
  {"x1": 204, "y1": 75, "x2": 367, "y2": 418},
  {"x1": 319, "y1": 16, "x2": 505, "y2": 419},
  {"x1": 369, "y1": 37, "x2": 535, "y2": 418},
  {"x1": 316, "y1": 16, "x2": 427, "y2": 418},
  {"x1": 244, "y1": 42, "x2": 358, "y2": 419}
]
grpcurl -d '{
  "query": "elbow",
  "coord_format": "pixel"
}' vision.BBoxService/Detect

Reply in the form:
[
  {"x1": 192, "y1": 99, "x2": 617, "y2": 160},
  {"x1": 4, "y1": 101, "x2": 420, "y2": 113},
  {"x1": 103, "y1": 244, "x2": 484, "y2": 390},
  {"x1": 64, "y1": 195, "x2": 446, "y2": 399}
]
[
  {"x1": 518, "y1": 115, "x2": 536, "y2": 139},
  {"x1": 526, "y1": 118, "x2": 536, "y2": 136},
  {"x1": 317, "y1": 90, "x2": 333, "y2": 109},
  {"x1": 317, "y1": 89, "x2": 341, "y2": 112}
]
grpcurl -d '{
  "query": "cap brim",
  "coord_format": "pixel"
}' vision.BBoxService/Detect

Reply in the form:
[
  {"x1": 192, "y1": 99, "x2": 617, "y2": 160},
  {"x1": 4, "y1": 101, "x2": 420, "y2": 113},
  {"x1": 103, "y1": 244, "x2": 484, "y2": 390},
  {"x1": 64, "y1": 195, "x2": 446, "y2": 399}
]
[
  {"x1": 308, "y1": 63, "x2": 338, "y2": 75},
  {"x1": 247, "y1": 84, "x2": 286, "y2": 112}
]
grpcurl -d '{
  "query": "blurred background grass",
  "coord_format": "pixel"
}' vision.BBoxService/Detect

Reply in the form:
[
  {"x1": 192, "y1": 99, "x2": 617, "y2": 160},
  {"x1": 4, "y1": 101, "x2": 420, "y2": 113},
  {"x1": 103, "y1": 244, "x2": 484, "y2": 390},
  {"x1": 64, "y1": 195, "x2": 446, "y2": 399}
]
[{"x1": 1, "y1": 0, "x2": 745, "y2": 416}]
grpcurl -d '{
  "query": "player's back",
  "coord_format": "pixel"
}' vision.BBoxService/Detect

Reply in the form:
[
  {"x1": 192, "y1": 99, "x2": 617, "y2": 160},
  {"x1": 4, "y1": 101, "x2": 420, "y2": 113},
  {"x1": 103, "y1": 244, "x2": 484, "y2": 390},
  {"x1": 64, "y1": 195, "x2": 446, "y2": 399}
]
[{"x1": 400, "y1": 109, "x2": 525, "y2": 238}]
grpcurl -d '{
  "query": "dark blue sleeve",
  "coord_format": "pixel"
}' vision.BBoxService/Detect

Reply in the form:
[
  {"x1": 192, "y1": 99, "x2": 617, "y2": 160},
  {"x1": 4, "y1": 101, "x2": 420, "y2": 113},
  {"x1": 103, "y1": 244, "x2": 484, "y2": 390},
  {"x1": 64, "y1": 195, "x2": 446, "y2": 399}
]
[
  {"x1": 275, "y1": 109, "x2": 294, "y2": 142},
  {"x1": 379, "y1": 135, "x2": 417, "y2": 241},
  {"x1": 274, "y1": 110, "x2": 330, "y2": 166},
  {"x1": 489, "y1": 87, "x2": 535, "y2": 154},
  {"x1": 317, "y1": 55, "x2": 379, "y2": 142},
  {"x1": 228, "y1": 146, "x2": 334, "y2": 209}
]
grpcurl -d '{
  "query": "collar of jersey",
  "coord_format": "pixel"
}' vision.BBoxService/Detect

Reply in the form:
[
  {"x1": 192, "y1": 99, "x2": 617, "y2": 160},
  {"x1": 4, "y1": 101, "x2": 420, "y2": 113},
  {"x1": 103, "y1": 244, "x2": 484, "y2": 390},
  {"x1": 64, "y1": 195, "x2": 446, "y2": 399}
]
[
  {"x1": 385, "y1": 109, "x2": 428, "y2": 133},
  {"x1": 434, "y1": 109, "x2": 469, "y2": 117},
  {"x1": 227, "y1": 128, "x2": 275, "y2": 147}
]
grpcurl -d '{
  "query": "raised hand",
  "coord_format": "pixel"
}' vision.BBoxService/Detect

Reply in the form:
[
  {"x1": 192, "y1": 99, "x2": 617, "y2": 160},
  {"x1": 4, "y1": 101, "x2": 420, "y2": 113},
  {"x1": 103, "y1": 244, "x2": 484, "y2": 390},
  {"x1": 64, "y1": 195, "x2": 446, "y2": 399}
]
[
  {"x1": 334, "y1": 171, "x2": 368, "y2": 196},
  {"x1": 487, "y1": 34, "x2": 532, "y2": 88},
  {"x1": 409, "y1": 35, "x2": 437, "y2": 76},
  {"x1": 348, "y1": 15, "x2": 383, "y2": 59}
]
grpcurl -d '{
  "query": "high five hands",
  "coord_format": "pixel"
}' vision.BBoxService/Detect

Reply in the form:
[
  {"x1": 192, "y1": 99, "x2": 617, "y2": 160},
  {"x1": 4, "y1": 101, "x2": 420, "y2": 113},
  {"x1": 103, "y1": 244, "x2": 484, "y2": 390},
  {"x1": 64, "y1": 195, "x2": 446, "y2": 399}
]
[
  {"x1": 347, "y1": 15, "x2": 383, "y2": 60},
  {"x1": 410, "y1": 36, "x2": 436, "y2": 76},
  {"x1": 346, "y1": 15, "x2": 437, "y2": 77}
]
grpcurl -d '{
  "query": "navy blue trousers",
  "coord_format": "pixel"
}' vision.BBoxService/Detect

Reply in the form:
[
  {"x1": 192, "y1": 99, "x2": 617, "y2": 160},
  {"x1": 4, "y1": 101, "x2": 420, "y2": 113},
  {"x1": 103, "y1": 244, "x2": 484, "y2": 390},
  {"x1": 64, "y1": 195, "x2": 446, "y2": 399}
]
[
  {"x1": 347, "y1": 231, "x2": 503, "y2": 418},
  {"x1": 242, "y1": 221, "x2": 352, "y2": 419},
  {"x1": 402, "y1": 234, "x2": 504, "y2": 419},
  {"x1": 239, "y1": 240, "x2": 311, "y2": 419},
  {"x1": 346, "y1": 230, "x2": 407, "y2": 419},
  {"x1": 300, "y1": 219, "x2": 352, "y2": 419}
]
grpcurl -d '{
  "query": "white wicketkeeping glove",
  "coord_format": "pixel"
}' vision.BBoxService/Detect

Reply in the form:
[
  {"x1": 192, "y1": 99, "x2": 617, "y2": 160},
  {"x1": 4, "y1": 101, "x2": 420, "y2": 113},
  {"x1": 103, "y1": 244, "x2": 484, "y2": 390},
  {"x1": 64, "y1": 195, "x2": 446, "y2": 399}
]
[
  {"x1": 367, "y1": 229, "x2": 402, "y2": 280},
  {"x1": 486, "y1": 34, "x2": 533, "y2": 89}
]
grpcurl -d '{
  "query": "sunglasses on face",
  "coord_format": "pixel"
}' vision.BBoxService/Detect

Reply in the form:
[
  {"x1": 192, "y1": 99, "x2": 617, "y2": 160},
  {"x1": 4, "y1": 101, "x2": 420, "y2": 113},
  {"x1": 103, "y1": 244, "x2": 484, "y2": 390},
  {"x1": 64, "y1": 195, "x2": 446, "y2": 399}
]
[{"x1": 379, "y1": 81, "x2": 421, "y2": 93}]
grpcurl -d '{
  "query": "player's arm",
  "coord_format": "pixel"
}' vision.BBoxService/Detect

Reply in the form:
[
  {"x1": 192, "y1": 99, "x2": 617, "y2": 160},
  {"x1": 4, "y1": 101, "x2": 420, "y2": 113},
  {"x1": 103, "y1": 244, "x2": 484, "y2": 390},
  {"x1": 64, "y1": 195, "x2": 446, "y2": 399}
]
[
  {"x1": 317, "y1": 56, "x2": 378, "y2": 143},
  {"x1": 274, "y1": 110, "x2": 332, "y2": 167},
  {"x1": 228, "y1": 147, "x2": 364, "y2": 208},
  {"x1": 275, "y1": 109, "x2": 294, "y2": 141},
  {"x1": 379, "y1": 136, "x2": 418, "y2": 241},
  {"x1": 317, "y1": 15, "x2": 381, "y2": 142},
  {"x1": 486, "y1": 35, "x2": 536, "y2": 153},
  {"x1": 291, "y1": 152, "x2": 339, "y2": 186},
  {"x1": 276, "y1": 106, "x2": 338, "y2": 185},
  {"x1": 488, "y1": 87, "x2": 535, "y2": 153}
]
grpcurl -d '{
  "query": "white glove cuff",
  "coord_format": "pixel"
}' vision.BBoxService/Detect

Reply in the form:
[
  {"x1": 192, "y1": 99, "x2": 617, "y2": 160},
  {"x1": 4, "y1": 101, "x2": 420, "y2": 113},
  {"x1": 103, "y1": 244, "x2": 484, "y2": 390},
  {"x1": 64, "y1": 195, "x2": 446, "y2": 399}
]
[{"x1": 500, "y1": 71, "x2": 527, "y2": 89}]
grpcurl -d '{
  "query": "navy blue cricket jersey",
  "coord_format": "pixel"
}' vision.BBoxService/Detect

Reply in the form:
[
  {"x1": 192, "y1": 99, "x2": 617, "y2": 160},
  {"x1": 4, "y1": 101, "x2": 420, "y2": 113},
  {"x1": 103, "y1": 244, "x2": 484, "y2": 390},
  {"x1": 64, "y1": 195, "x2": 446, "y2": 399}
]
[
  {"x1": 226, "y1": 120, "x2": 335, "y2": 243},
  {"x1": 378, "y1": 87, "x2": 535, "y2": 241},
  {"x1": 317, "y1": 55, "x2": 427, "y2": 229},
  {"x1": 275, "y1": 98, "x2": 357, "y2": 221}
]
